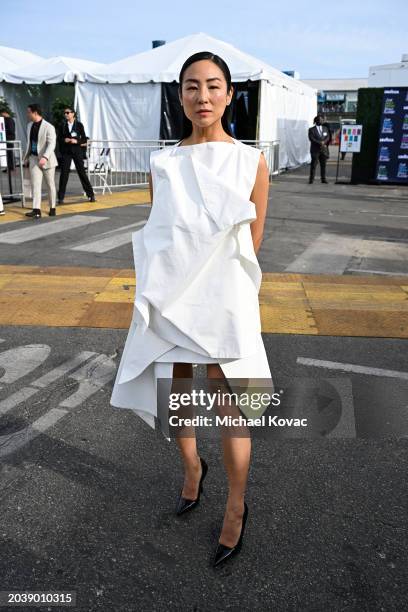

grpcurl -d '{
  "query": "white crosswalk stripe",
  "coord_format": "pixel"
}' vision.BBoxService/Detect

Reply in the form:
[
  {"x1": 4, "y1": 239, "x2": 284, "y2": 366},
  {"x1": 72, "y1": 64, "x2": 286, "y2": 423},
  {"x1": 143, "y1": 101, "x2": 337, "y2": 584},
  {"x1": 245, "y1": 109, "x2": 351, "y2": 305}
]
[
  {"x1": 0, "y1": 215, "x2": 110, "y2": 244},
  {"x1": 64, "y1": 221, "x2": 146, "y2": 253},
  {"x1": 285, "y1": 232, "x2": 408, "y2": 274}
]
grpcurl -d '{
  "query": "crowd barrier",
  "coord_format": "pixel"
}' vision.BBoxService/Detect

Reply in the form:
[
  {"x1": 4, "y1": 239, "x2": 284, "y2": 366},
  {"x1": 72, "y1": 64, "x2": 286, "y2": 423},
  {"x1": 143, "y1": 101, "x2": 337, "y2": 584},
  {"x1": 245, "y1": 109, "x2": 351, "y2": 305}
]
[
  {"x1": 86, "y1": 139, "x2": 280, "y2": 193},
  {"x1": 0, "y1": 141, "x2": 25, "y2": 206}
]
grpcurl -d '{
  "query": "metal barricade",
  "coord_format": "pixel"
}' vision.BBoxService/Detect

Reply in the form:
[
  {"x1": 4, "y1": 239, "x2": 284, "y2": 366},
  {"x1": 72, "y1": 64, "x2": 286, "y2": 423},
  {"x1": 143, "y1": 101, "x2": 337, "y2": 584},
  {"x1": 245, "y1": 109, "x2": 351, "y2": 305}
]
[
  {"x1": 86, "y1": 139, "x2": 280, "y2": 192},
  {"x1": 241, "y1": 140, "x2": 280, "y2": 178},
  {"x1": 0, "y1": 140, "x2": 25, "y2": 206}
]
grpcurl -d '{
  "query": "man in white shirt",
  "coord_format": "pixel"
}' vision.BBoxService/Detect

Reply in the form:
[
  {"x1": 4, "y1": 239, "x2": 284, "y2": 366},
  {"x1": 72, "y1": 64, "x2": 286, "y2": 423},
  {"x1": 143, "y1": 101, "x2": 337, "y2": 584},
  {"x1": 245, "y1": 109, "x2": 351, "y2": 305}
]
[{"x1": 308, "y1": 115, "x2": 331, "y2": 184}]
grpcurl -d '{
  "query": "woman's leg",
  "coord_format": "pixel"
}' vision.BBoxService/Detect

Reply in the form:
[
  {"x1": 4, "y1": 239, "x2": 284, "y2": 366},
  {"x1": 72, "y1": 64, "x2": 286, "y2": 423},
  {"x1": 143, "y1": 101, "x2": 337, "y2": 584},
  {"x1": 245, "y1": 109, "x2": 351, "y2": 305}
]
[
  {"x1": 173, "y1": 362, "x2": 203, "y2": 499},
  {"x1": 207, "y1": 363, "x2": 250, "y2": 547}
]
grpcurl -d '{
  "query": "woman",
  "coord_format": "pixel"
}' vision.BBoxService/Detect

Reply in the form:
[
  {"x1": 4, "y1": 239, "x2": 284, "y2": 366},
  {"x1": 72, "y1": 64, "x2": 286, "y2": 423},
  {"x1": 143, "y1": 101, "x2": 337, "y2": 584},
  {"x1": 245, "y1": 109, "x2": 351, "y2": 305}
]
[
  {"x1": 56, "y1": 107, "x2": 95, "y2": 204},
  {"x1": 110, "y1": 51, "x2": 273, "y2": 567}
]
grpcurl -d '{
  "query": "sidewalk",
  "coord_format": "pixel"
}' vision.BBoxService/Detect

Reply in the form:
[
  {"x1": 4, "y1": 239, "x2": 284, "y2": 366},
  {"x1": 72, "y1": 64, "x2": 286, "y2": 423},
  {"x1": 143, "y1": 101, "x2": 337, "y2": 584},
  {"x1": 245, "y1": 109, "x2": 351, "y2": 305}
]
[{"x1": 0, "y1": 265, "x2": 407, "y2": 337}]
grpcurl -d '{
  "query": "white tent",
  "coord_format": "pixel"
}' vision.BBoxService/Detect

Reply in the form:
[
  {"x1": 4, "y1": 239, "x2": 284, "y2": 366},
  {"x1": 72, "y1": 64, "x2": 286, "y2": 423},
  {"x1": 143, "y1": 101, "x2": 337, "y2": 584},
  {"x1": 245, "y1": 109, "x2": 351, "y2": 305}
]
[
  {"x1": 76, "y1": 32, "x2": 317, "y2": 169},
  {"x1": 0, "y1": 45, "x2": 44, "y2": 77},
  {"x1": 3, "y1": 55, "x2": 106, "y2": 84},
  {"x1": 0, "y1": 46, "x2": 45, "y2": 146},
  {"x1": 1, "y1": 55, "x2": 107, "y2": 147},
  {"x1": 0, "y1": 45, "x2": 45, "y2": 101},
  {"x1": 368, "y1": 54, "x2": 408, "y2": 87}
]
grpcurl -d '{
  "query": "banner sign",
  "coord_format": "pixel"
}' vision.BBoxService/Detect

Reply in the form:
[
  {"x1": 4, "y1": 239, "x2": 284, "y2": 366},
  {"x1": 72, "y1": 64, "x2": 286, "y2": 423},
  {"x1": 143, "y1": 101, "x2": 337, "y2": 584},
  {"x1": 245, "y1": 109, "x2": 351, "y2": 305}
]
[
  {"x1": 340, "y1": 125, "x2": 363, "y2": 153},
  {"x1": 376, "y1": 87, "x2": 408, "y2": 183}
]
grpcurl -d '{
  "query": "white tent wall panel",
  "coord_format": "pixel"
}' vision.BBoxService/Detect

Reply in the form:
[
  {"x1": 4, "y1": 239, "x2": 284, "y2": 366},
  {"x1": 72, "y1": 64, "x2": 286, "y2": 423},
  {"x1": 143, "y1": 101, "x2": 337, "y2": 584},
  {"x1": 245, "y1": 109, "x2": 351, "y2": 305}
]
[
  {"x1": 259, "y1": 80, "x2": 316, "y2": 169},
  {"x1": 76, "y1": 82, "x2": 161, "y2": 172}
]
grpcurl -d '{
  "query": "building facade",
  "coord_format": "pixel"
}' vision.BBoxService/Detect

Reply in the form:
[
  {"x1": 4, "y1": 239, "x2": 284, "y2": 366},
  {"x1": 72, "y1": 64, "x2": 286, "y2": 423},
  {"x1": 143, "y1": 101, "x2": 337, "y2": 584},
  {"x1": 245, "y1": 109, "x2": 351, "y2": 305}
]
[{"x1": 300, "y1": 78, "x2": 368, "y2": 144}]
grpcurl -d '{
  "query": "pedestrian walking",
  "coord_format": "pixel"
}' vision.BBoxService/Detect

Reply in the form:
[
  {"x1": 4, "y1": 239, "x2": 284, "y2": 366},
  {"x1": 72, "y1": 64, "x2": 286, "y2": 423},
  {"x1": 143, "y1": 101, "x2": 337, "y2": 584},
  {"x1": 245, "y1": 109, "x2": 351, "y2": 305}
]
[
  {"x1": 57, "y1": 107, "x2": 95, "y2": 203},
  {"x1": 308, "y1": 114, "x2": 330, "y2": 184},
  {"x1": 24, "y1": 104, "x2": 57, "y2": 219},
  {"x1": 110, "y1": 51, "x2": 273, "y2": 568}
]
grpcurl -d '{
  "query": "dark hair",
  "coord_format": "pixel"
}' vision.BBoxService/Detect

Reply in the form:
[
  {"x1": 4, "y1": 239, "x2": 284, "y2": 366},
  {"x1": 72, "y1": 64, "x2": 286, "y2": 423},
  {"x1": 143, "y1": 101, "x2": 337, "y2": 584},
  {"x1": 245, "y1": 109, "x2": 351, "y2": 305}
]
[
  {"x1": 28, "y1": 103, "x2": 42, "y2": 116},
  {"x1": 314, "y1": 114, "x2": 323, "y2": 123},
  {"x1": 178, "y1": 51, "x2": 234, "y2": 140}
]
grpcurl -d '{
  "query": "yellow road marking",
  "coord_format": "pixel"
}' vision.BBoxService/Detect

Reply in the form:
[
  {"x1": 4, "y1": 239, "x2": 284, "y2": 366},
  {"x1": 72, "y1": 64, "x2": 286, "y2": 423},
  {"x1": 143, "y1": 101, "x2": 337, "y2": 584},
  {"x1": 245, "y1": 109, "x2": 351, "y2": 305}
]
[
  {"x1": 0, "y1": 266, "x2": 407, "y2": 337},
  {"x1": 0, "y1": 190, "x2": 150, "y2": 224}
]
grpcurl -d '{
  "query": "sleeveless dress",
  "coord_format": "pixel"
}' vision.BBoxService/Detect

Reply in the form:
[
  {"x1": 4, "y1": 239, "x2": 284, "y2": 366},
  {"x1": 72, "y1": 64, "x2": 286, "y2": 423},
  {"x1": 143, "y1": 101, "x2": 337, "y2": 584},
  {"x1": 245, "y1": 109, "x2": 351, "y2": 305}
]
[{"x1": 110, "y1": 138, "x2": 274, "y2": 440}]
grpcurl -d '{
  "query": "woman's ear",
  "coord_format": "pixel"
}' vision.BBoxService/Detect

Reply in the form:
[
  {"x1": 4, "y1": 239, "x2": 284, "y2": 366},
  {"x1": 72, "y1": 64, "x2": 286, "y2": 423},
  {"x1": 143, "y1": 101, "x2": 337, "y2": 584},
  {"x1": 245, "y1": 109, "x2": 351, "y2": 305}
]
[{"x1": 227, "y1": 85, "x2": 234, "y2": 105}]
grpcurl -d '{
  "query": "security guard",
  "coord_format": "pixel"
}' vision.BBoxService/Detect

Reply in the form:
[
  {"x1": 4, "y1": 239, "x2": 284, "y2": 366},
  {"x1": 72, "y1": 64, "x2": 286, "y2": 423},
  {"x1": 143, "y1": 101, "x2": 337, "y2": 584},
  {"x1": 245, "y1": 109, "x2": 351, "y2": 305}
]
[{"x1": 57, "y1": 107, "x2": 95, "y2": 203}]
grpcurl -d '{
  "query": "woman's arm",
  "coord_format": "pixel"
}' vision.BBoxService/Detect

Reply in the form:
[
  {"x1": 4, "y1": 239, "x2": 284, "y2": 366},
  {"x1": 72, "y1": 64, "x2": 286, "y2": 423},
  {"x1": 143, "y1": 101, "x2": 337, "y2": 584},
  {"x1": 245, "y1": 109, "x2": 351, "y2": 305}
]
[{"x1": 249, "y1": 151, "x2": 270, "y2": 255}]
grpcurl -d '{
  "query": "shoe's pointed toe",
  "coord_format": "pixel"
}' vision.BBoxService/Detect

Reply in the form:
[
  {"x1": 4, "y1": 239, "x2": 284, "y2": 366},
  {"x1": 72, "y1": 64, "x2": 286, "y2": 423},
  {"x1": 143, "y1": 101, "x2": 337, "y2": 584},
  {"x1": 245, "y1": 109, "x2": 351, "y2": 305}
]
[
  {"x1": 212, "y1": 501, "x2": 249, "y2": 567},
  {"x1": 213, "y1": 542, "x2": 235, "y2": 567},
  {"x1": 175, "y1": 490, "x2": 200, "y2": 515}
]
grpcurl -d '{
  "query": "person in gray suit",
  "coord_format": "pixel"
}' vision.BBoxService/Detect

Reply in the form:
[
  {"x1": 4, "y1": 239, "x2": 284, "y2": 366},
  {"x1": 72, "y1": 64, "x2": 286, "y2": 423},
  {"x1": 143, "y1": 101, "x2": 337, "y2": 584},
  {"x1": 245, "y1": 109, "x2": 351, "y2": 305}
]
[{"x1": 23, "y1": 104, "x2": 58, "y2": 219}]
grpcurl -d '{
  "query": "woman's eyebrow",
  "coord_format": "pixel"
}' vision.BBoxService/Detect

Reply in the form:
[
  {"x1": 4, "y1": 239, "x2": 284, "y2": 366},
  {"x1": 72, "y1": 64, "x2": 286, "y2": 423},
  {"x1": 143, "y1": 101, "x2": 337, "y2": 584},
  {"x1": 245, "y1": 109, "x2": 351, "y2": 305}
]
[{"x1": 184, "y1": 77, "x2": 222, "y2": 83}]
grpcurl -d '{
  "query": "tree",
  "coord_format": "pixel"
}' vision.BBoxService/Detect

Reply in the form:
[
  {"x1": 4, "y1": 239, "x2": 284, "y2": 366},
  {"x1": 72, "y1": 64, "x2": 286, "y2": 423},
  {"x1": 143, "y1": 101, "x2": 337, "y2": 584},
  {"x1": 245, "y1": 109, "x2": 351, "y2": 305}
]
[{"x1": 0, "y1": 97, "x2": 15, "y2": 117}]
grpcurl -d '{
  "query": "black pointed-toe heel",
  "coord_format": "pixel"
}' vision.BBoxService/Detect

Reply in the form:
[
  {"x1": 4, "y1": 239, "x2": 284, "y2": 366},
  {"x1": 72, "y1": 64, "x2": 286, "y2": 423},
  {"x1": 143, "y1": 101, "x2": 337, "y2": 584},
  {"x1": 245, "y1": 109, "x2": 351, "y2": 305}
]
[
  {"x1": 175, "y1": 456, "x2": 208, "y2": 516},
  {"x1": 212, "y1": 501, "x2": 249, "y2": 567}
]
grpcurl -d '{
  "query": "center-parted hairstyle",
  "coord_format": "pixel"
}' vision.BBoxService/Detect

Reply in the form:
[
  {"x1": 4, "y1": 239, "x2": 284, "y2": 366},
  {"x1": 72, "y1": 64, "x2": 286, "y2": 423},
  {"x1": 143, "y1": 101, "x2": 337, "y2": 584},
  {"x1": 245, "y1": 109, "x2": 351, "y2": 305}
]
[{"x1": 178, "y1": 51, "x2": 234, "y2": 139}]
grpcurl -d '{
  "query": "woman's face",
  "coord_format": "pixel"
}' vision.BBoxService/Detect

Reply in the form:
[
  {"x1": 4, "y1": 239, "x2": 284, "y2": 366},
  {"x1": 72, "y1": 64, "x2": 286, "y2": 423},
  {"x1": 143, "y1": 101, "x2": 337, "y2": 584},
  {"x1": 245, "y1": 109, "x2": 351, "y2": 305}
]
[{"x1": 179, "y1": 59, "x2": 233, "y2": 128}]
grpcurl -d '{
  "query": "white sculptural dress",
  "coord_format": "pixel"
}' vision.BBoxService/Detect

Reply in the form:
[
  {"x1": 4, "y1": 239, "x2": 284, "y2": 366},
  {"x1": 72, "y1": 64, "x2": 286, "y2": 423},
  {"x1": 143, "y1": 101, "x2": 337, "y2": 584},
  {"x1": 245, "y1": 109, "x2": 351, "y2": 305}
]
[{"x1": 110, "y1": 138, "x2": 274, "y2": 439}]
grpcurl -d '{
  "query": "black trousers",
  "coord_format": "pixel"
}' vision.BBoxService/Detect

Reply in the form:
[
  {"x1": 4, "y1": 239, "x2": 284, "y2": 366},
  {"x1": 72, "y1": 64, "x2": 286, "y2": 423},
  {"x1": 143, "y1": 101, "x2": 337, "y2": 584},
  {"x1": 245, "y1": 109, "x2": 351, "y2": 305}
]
[
  {"x1": 309, "y1": 152, "x2": 327, "y2": 182},
  {"x1": 6, "y1": 148, "x2": 15, "y2": 171},
  {"x1": 58, "y1": 149, "x2": 94, "y2": 200}
]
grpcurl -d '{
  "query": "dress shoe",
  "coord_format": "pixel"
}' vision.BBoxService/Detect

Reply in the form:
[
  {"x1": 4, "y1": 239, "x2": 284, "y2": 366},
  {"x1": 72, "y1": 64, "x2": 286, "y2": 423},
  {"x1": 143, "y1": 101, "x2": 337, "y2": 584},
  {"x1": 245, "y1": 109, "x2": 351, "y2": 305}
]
[
  {"x1": 175, "y1": 456, "x2": 208, "y2": 516},
  {"x1": 212, "y1": 501, "x2": 249, "y2": 568},
  {"x1": 25, "y1": 208, "x2": 41, "y2": 219},
  {"x1": 321, "y1": 179, "x2": 328, "y2": 184},
  {"x1": 308, "y1": 179, "x2": 313, "y2": 184},
  {"x1": 49, "y1": 207, "x2": 56, "y2": 216},
  {"x1": 88, "y1": 195, "x2": 96, "y2": 202},
  {"x1": 57, "y1": 198, "x2": 64, "y2": 204}
]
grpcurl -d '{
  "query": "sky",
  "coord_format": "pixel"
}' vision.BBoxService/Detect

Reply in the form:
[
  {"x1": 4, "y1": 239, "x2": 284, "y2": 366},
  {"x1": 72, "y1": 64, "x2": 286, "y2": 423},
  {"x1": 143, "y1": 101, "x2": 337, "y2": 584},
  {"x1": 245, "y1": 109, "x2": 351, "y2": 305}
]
[{"x1": 3, "y1": 0, "x2": 407, "y2": 79}]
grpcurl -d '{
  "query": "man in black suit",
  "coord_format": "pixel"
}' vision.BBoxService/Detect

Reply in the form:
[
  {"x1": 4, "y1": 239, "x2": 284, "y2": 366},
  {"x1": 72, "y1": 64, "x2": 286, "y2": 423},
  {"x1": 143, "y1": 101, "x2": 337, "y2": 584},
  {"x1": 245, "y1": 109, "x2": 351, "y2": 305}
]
[
  {"x1": 57, "y1": 107, "x2": 95, "y2": 203},
  {"x1": 308, "y1": 114, "x2": 331, "y2": 184}
]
